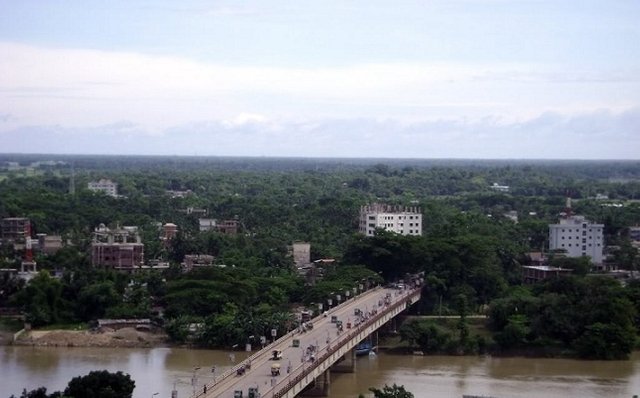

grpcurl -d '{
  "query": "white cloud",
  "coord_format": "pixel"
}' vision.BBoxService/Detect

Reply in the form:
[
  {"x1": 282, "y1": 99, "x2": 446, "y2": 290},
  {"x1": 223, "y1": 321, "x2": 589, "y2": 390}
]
[
  {"x1": 3, "y1": 41, "x2": 637, "y2": 131},
  {"x1": 1, "y1": 41, "x2": 639, "y2": 158}
]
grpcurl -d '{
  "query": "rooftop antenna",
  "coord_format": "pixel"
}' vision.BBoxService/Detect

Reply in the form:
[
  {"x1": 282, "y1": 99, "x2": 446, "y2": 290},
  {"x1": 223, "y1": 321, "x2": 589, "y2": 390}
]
[{"x1": 564, "y1": 190, "x2": 572, "y2": 218}]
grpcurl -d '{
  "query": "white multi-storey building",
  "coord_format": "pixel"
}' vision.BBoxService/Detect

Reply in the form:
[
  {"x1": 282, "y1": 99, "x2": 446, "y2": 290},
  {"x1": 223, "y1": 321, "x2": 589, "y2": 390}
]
[
  {"x1": 87, "y1": 179, "x2": 118, "y2": 197},
  {"x1": 359, "y1": 204, "x2": 422, "y2": 236},
  {"x1": 549, "y1": 215, "x2": 604, "y2": 264}
]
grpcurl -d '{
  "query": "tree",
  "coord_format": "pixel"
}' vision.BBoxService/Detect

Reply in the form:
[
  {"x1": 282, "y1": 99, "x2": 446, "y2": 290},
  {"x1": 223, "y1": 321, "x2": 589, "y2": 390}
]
[
  {"x1": 573, "y1": 322, "x2": 636, "y2": 360},
  {"x1": 494, "y1": 314, "x2": 530, "y2": 350},
  {"x1": 368, "y1": 384, "x2": 414, "y2": 398},
  {"x1": 14, "y1": 271, "x2": 66, "y2": 327},
  {"x1": 9, "y1": 387, "x2": 62, "y2": 398},
  {"x1": 64, "y1": 370, "x2": 135, "y2": 398}
]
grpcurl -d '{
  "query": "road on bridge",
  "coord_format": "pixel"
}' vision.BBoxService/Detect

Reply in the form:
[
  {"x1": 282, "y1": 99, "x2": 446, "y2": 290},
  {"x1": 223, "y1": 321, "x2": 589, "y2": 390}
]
[{"x1": 193, "y1": 285, "x2": 417, "y2": 398}]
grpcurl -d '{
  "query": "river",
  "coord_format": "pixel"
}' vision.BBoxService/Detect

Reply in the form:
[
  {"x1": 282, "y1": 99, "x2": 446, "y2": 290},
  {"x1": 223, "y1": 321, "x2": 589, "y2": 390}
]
[{"x1": 1, "y1": 346, "x2": 639, "y2": 398}]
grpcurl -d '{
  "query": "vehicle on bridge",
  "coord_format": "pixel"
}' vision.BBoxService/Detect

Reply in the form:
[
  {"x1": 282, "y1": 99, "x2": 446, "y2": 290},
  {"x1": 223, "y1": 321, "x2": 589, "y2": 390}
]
[
  {"x1": 234, "y1": 391, "x2": 243, "y2": 398},
  {"x1": 272, "y1": 350, "x2": 283, "y2": 360},
  {"x1": 248, "y1": 387, "x2": 260, "y2": 398},
  {"x1": 271, "y1": 363, "x2": 281, "y2": 376}
]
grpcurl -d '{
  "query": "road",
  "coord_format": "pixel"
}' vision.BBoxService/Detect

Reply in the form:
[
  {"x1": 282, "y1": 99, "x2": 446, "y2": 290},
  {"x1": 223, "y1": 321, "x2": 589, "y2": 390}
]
[{"x1": 195, "y1": 285, "x2": 414, "y2": 398}]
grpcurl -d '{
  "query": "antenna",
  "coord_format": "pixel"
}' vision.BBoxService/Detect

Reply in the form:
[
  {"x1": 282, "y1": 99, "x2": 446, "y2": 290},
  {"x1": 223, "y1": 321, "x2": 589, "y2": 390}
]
[{"x1": 564, "y1": 190, "x2": 572, "y2": 218}]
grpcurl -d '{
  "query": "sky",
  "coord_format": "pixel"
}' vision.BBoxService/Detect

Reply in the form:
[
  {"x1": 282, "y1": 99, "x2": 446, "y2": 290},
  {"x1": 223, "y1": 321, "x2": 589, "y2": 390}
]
[{"x1": 1, "y1": 0, "x2": 639, "y2": 159}]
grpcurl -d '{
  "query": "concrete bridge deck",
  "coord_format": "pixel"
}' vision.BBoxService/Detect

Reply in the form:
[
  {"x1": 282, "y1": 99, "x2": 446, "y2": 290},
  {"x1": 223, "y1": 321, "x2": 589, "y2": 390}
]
[{"x1": 192, "y1": 283, "x2": 422, "y2": 398}]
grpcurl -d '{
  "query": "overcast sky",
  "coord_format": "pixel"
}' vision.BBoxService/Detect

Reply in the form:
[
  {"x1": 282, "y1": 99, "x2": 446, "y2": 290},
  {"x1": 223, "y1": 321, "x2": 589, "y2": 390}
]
[{"x1": 1, "y1": 0, "x2": 639, "y2": 159}]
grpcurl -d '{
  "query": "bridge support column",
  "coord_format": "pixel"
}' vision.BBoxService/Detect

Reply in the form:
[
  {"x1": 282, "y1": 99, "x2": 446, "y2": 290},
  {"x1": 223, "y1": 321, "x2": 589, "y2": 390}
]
[
  {"x1": 331, "y1": 347, "x2": 356, "y2": 373},
  {"x1": 300, "y1": 369, "x2": 330, "y2": 397}
]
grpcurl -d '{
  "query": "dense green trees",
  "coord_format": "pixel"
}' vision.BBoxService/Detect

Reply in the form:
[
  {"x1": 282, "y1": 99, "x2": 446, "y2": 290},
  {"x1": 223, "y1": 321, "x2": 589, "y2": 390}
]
[
  {"x1": 2, "y1": 155, "x2": 640, "y2": 355},
  {"x1": 9, "y1": 370, "x2": 135, "y2": 398},
  {"x1": 488, "y1": 277, "x2": 637, "y2": 359},
  {"x1": 367, "y1": 384, "x2": 414, "y2": 398}
]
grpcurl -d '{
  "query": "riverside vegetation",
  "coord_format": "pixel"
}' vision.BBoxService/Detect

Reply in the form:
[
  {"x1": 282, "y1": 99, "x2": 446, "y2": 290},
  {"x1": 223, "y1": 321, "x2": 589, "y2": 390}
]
[{"x1": 0, "y1": 155, "x2": 639, "y2": 359}]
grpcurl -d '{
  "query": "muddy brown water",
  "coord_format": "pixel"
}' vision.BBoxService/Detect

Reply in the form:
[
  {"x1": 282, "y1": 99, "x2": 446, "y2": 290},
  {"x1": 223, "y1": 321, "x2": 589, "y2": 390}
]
[{"x1": 1, "y1": 346, "x2": 639, "y2": 398}]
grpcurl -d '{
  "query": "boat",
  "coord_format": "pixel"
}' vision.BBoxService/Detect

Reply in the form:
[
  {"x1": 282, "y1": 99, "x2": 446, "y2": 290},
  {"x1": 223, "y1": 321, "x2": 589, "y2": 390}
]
[{"x1": 355, "y1": 341, "x2": 373, "y2": 356}]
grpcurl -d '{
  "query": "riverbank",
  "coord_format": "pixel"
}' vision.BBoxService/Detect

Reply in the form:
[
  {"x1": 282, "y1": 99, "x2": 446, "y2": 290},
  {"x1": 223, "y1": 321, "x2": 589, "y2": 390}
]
[{"x1": 11, "y1": 327, "x2": 169, "y2": 348}]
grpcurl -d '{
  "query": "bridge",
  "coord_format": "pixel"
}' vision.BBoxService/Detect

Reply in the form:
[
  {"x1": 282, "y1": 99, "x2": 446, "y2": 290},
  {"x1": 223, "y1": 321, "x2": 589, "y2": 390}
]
[{"x1": 192, "y1": 280, "x2": 423, "y2": 398}]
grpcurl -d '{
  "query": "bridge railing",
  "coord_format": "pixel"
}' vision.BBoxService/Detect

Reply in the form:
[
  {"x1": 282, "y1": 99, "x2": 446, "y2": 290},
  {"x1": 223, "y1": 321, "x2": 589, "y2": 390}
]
[
  {"x1": 192, "y1": 286, "x2": 383, "y2": 397},
  {"x1": 271, "y1": 286, "x2": 421, "y2": 398}
]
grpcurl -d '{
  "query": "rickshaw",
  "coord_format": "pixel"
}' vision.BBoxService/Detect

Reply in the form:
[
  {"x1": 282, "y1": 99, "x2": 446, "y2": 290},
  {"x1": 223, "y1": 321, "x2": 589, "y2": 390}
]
[{"x1": 271, "y1": 363, "x2": 281, "y2": 376}]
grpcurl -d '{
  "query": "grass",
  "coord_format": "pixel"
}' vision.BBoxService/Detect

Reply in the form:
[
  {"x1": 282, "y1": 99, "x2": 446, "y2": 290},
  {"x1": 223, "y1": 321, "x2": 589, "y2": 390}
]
[
  {"x1": 36, "y1": 322, "x2": 88, "y2": 331},
  {"x1": 0, "y1": 317, "x2": 24, "y2": 332}
]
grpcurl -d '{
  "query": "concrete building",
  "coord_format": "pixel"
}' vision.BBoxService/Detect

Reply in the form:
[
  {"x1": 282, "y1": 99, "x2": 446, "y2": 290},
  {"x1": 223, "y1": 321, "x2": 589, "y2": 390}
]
[
  {"x1": 199, "y1": 218, "x2": 217, "y2": 232},
  {"x1": 166, "y1": 189, "x2": 193, "y2": 198},
  {"x1": 199, "y1": 218, "x2": 239, "y2": 234},
  {"x1": 522, "y1": 265, "x2": 572, "y2": 284},
  {"x1": 91, "y1": 224, "x2": 144, "y2": 271},
  {"x1": 216, "y1": 219, "x2": 239, "y2": 235},
  {"x1": 0, "y1": 217, "x2": 30, "y2": 243},
  {"x1": 182, "y1": 254, "x2": 216, "y2": 272},
  {"x1": 36, "y1": 234, "x2": 63, "y2": 255},
  {"x1": 87, "y1": 179, "x2": 118, "y2": 197},
  {"x1": 359, "y1": 204, "x2": 422, "y2": 236},
  {"x1": 490, "y1": 182, "x2": 510, "y2": 192},
  {"x1": 162, "y1": 223, "x2": 178, "y2": 240},
  {"x1": 291, "y1": 242, "x2": 311, "y2": 268},
  {"x1": 183, "y1": 207, "x2": 208, "y2": 216},
  {"x1": 549, "y1": 215, "x2": 604, "y2": 265}
]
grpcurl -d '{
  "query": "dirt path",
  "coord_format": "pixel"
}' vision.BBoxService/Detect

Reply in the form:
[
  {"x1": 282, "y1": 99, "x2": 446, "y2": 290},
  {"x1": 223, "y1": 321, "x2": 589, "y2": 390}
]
[{"x1": 14, "y1": 327, "x2": 169, "y2": 348}]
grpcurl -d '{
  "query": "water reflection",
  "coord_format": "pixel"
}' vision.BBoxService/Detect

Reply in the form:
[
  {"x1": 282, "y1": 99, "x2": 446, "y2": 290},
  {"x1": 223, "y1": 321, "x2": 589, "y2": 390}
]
[{"x1": 1, "y1": 346, "x2": 639, "y2": 398}]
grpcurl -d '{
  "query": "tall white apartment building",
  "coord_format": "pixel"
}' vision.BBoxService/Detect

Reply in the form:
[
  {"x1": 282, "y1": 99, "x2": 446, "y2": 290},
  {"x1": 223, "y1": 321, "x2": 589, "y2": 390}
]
[
  {"x1": 88, "y1": 179, "x2": 118, "y2": 197},
  {"x1": 549, "y1": 215, "x2": 604, "y2": 264},
  {"x1": 359, "y1": 204, "x2": 422, "y2": 236}
]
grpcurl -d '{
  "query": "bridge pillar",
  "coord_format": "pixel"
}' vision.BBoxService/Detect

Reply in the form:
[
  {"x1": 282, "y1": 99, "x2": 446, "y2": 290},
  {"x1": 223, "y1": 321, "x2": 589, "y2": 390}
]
[
  {"x1": 300, "y1": 369, "x2": 330, "y2": 397},
  {"x1": 331, "y1": 347, "x2": 356, "y2": 373}
]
